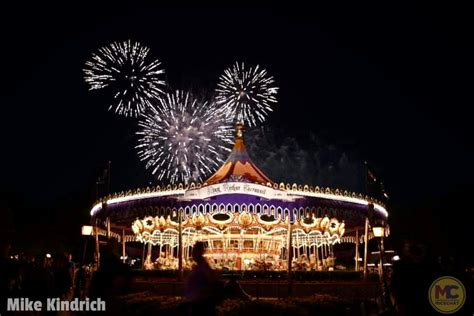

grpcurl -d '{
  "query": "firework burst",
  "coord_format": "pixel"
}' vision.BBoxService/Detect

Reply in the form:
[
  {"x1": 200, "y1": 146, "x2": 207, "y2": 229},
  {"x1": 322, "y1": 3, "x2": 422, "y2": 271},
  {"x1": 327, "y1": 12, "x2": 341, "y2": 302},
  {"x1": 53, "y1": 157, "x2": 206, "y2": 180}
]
[
  {"x1": 136, "y1": 90, "x2": 233, "y2": 184},
  {"x1": 83, "y1": 40, "x2": 166, "y2": 117},
  {"x1": 215, "y1": 62, "x2": 278, "y2": 127}
]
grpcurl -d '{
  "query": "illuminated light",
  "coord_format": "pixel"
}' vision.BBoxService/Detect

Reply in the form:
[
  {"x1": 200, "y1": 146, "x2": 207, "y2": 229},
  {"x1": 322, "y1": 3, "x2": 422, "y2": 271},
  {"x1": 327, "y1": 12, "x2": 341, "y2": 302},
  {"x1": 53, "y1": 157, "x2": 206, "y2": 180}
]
[
  {"x1": 81, "y1": 225, "x2": 94, "y2": 236},
  {"x1": 372, "y1": 226, "x2": 385, "y2": 238},
  {"x1": 46, "y1": 253, "x2": 52, "y2": 259},
  {"x1": 291, "y1": 190, "x2": 389, "y2": 218},
  {"x1": 373, "y1": 204, "x2": 388, "y2": 217},
  {"x1": 90, "y1": 187, "x2": 388, "y2": 219},
  {"x1": 392, "y1": 255, "x2": 400, "y2": 261},
  {"x1": 90, "y1": 203, "x2": 102, "y2": 215},
  {"x1": 90, "y1": 189, "x2": 186, "y2": 215}
]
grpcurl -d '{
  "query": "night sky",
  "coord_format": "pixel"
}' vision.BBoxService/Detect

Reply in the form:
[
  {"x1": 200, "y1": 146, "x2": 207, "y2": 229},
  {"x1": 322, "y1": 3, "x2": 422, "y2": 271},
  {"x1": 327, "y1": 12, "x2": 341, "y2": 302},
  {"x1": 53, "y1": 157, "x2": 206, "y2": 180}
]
[{"x1": 1, "y1": 4, "x2": 473, "y2": 262}]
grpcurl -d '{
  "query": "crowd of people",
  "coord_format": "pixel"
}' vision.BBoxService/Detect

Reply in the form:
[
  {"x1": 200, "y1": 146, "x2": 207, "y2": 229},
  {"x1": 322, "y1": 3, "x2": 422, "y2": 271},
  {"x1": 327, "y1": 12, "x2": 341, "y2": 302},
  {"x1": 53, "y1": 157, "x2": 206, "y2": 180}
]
[
  {"x1": 1, "y1": 238, "x2": 134, "y2": 314},
  {"x1": 1, "y1": 238, "x2": 249, "y2": 315},
  {"x1": 0, "y1": 238, "x2": 94, "y2": 312}
]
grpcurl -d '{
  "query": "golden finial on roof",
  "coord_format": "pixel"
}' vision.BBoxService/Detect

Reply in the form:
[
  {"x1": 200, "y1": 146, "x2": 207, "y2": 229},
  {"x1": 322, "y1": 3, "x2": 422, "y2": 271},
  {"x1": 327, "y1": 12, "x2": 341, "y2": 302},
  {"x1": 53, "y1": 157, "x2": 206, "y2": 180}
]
[{"x1": 236, "y1": 122, "x2": 244, "y2": 139}]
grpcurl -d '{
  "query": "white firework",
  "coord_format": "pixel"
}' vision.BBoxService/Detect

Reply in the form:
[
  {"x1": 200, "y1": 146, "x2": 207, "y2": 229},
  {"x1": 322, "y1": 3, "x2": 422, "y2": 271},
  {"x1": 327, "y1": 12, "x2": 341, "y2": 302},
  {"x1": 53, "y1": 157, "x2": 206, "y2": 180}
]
[
  {"x1": 215, "y1": 62, "x2": 278, "y2": 127},
  {"x1": 136, "y1": 90, "x2": 233, "y2": 184},
  {"x1": 83, "y1": 40, "x2": 166, "y2": 117}
]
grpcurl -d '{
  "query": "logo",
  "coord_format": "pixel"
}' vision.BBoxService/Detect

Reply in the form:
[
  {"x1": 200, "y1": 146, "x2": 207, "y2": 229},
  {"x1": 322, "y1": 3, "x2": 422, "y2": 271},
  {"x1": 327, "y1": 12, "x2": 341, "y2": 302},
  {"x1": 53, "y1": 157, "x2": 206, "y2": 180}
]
[
  {"x1": 429, "y1": 276, "x2": 466, "y2": 314},
  {"x1": 6, "y1": 298, "x2": 106, "y2": 312}
]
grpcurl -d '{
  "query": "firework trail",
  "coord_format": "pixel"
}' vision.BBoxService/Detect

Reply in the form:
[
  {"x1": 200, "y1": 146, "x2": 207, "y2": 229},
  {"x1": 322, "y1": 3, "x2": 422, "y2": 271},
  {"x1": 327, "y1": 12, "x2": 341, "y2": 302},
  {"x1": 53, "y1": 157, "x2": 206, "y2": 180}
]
[
  {"x1": 215, "y1": 62, "x2": 278, "y2": 127},
  {"x1": 136, "y1": 90, "x2": 233, "y2": 184},
  {"x1": 83, "y1": 40, "x2": 166, "y2": 117}
]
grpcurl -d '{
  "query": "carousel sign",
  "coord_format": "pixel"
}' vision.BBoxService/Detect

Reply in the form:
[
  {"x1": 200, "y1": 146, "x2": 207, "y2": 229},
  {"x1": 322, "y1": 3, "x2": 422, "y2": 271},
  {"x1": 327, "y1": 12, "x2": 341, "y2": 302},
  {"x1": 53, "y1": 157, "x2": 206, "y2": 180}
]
[{"x1": 181, "y1": 182, "x2": 294, "y2": 201}]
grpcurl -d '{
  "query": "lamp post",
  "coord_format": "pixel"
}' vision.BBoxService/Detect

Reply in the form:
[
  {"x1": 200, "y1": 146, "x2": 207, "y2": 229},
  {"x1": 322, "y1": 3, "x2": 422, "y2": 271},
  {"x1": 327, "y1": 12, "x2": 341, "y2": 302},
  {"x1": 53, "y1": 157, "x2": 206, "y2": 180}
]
[
  {"x1": 81, "y1": 225, "x2": 94, "y2": 266},
  {"x1": 372, "y1": 225, "x2": 386, "y2": 279},
  {"x1": 81, "y1": 225, "x2": 94, "y2": 236},
  {"x1": 372, "y1": 222, "x2": 391, "y2": 310}
]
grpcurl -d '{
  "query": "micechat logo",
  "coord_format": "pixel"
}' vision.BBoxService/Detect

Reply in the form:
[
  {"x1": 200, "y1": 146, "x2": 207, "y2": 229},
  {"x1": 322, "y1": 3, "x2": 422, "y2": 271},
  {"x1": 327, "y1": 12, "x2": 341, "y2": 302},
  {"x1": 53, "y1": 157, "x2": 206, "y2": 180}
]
[{"x1": 429, "y1": 276, "x2": 466, "y2": 314}]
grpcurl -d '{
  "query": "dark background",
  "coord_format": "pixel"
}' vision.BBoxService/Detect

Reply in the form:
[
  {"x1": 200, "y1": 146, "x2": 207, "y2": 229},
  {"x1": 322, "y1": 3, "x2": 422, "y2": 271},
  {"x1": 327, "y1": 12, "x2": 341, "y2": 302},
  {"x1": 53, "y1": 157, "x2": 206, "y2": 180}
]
[{"x1": 1, "y1": 4, "x2": 472, "y2": 263}]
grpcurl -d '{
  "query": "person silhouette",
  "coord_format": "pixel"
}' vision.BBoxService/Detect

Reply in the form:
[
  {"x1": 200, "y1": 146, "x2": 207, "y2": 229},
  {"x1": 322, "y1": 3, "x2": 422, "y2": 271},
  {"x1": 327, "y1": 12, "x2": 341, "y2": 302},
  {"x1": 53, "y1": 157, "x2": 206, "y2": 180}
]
[
  {"x1": 390, "y1": 241, "x2": 434, "y2": 315},
  {"x1": 89, "y1": 241, "x2": 132, "y2": 315},
  {"x1": 185, "y1": 242, "x2": 223, "y2": 316}
]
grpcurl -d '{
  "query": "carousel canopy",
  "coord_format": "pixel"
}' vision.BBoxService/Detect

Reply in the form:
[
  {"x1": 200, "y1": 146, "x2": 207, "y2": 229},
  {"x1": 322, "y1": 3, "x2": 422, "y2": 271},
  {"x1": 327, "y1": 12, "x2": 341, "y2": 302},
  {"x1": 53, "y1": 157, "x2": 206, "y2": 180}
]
[{"x1": 205, "y1": 123, "x2": 273, "y2": 185}]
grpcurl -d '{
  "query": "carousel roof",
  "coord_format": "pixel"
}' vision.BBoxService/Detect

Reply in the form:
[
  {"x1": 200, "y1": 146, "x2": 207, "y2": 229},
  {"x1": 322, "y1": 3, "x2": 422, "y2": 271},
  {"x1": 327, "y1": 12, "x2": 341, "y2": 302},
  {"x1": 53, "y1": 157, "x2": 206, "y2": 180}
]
[{"x1": 205, "y1": 123, "x2": 273, "y2": 185}]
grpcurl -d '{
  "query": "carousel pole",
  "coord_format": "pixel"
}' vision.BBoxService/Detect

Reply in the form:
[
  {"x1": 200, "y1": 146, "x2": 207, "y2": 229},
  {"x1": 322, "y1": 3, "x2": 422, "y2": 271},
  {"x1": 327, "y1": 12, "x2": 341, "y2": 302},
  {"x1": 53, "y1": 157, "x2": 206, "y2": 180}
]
[
  {"x1": 178, "y1": 208, "x2": 183, "y2": 281},
  {"x1": 287, "y1": 218, "x2": 293, "y2": 295},
  {"x1": 355, "y1": 229, "x2": 360, "y2": 272},
  {"x1": 184, "y1": 232, "x2": 188, "y2": 262},
  {"x1": 141, "y1": 242, "x2": 146, "y2": 269},
  {"x1": 94, "y1": 217, "x2": 100, "y2": 270},
  {"x1": 295, "y1": 231, "x2": 299, "y2": 259},
  {"x1": 104, "y1": 161, "x2": 111, "y2": 240},
  {"x1": 315, "y1": 245, "x2": 319, "y2": 270},
  {"x1": 363, "y1": 217, "x2": 369, "y2": 280},
  {"x1": 122, "y1": 229, "x2": 126, "y2": 263},
  {"x1": 106, "y1": 217, "x2": 110, "y2": 239},
  {"x1": 146, "y1": 242, "x2": 152, "y2": 266}
]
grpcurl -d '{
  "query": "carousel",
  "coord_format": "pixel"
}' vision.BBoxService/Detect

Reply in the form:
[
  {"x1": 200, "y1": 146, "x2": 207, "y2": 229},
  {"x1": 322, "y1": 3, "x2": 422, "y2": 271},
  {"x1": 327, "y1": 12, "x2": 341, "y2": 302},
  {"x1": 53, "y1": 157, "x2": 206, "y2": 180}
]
[{"x1": 88, "y1": 124, "x2": 388, "y2": 272}]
